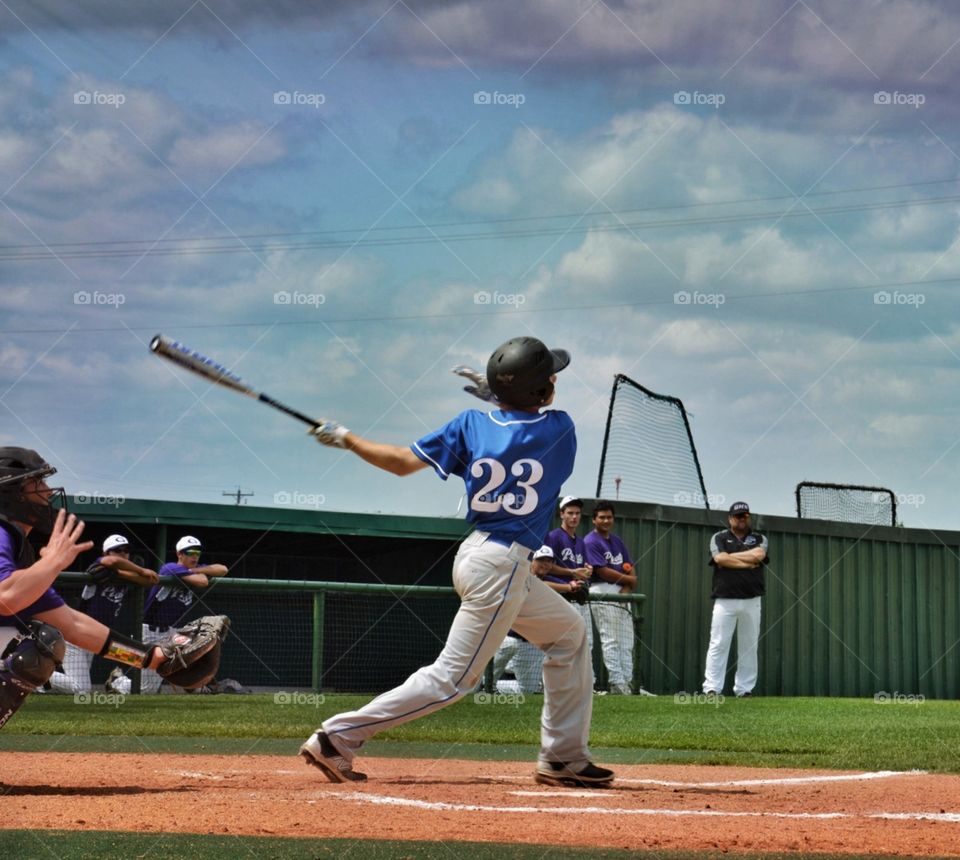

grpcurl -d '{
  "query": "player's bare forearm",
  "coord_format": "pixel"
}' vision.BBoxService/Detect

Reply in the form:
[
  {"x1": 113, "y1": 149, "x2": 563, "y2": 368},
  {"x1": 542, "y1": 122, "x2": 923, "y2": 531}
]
[
  {"x1": 0, "y1": 556, "x2": 73, "y2": 616},
  {"x1": 714, "y1": 554, "x2": 760, "y2": 569},
  {"x1": 182, "y1": 572, "x2": 210, "y2": 588},
  {"x1": 595, "y1": 566, "x2": 635, "y2": 588},
  {"x1": 344, "y1": 434, "x2": 429, "y2": 476},
  {"x1": 195, "y1": 564, "x2": 228, "y2": 577}
]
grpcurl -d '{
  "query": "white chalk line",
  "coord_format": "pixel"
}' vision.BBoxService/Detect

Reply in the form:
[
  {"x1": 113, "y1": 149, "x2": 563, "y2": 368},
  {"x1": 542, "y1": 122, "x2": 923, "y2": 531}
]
[
  {"x1": 499, "y1": 769, "x2": 925, "y2": 788},
  {"x1": 317, "y1": 791, "x2": 960, "y2": 822}
]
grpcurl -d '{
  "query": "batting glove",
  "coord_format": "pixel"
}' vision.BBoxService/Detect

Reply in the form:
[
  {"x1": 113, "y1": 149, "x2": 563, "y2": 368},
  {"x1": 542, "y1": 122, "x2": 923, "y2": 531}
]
[
  {"x1": 452, "y1": 365, "x2": 498, "y2": 403},
  {"x1": 310, "y1": 419, "x2": 350, "y2": 448}
]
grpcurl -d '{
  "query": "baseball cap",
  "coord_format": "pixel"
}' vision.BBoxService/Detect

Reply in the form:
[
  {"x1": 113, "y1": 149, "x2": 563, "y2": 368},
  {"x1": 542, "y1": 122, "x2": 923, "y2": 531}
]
[
  {"x1": 729, "y1": 501, "x2": 750, "y2": 515},
  {"x1": 559, "y1": 495, "x2": 583, "y2": 510},
  {"x1": 532, "y1": 545, "x2": 554, "y2": 561},
  {"x1": 176, "y1": 535, "x2": 202, "y2": 553},
  {"x1": 102, "y1": 534, "x2": 129, "y2": 553}
]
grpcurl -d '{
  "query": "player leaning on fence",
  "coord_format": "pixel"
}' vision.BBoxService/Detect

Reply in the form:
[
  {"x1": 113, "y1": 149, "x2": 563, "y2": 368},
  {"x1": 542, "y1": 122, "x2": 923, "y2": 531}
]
[
  {"x1": 300, "y1": 336, "x2": 614, "y2": 788},
  {"x1": 702, "y1": 501, "x2": 768, "y2": 698}
]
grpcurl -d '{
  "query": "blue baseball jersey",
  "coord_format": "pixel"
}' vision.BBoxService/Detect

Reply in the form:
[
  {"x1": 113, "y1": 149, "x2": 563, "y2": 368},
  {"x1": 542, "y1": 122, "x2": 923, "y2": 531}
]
[
  {"x1": 143, "y1": 562, "x2": 198, "y2": 629},
  {"x1": 412, "y1": 408, "x2": 576, "y2": 551},
  {"x1": 543, "y1": 527, "x2": 587, "y2": 584}
]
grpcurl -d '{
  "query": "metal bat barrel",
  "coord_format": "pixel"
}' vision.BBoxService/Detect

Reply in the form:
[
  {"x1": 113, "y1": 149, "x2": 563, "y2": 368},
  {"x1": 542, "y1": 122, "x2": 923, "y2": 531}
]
[{"x1": 149, "y1": 334, "x2": 255, "y2": 396}]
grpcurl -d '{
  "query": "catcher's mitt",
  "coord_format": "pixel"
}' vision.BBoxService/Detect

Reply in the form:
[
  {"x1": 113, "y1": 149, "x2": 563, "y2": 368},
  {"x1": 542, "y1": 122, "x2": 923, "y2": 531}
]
[{"x1": 156, "y1": 615, "x2": 230, "y2": 689}]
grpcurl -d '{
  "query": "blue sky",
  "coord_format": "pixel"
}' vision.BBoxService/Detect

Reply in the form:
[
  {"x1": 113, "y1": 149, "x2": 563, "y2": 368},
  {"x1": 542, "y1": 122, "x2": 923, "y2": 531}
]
[{"x1": 2, "y1": 0, "x2": 960, "y2": 529}]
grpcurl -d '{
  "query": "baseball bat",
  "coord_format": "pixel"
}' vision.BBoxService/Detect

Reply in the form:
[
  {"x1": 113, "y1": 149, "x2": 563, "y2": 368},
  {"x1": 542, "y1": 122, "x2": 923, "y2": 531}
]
[{"x1": 149, "y1": 334, "x2": 320, "y2": 428}]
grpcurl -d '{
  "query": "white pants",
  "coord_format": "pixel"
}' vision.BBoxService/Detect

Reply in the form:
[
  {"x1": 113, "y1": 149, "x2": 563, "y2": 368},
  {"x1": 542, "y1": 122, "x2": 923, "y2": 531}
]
[
  {"x1": 573, "y1": 602, "x2": 595, "y2": 687},
  {"x1": 140, "y1": 624, "x2": 171, "y2": 693},
  {"x1": 590, "y1": 601, "x2": 634, "y2": 690},
  {"x1": 703, "y1": 597, "x2": 762, "y2": 696},
  {"x1": 322, "y1": 531, "x2": 594, "y2": 768},
  {"x1": 493, "y1": 636, "x2": 544, "y2": 693},
  {"x1": 48, "y1": 643, "x2": 94, "y2": 694}
]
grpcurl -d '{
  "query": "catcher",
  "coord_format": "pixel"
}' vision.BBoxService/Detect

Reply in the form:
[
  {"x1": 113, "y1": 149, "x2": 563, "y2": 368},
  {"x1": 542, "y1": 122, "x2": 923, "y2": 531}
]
[{"x1": 0, "y1": 447, "x2": 229, "y2": 728}]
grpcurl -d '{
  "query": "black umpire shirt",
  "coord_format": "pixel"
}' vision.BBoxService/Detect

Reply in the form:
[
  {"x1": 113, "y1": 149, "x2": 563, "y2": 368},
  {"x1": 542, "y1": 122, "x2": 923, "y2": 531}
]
[{"x1": 709, "y1": 528, "x2": 768, "y2": 599}]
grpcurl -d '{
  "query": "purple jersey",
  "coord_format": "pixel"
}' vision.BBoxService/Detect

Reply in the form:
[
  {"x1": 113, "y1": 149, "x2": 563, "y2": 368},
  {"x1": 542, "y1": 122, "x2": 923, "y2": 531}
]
[
  {"x1": 0, "y1": 522, "x2": 64, "y2": 626},
  {"x1": 412, "y1": 408, "x2": 576, "y2": 551},
  {"x1": 78, "y1": 557, "x2": 132, "y2": 625},
  {"x1": 584, "y1": 531, "x2": 633, "y2": 595},
  {"x1": 543, "y1": 527, "x2": 587, "y2": 585},
  {"x1": 143, "y1": 562, "x2": 198, "y2": 629}
]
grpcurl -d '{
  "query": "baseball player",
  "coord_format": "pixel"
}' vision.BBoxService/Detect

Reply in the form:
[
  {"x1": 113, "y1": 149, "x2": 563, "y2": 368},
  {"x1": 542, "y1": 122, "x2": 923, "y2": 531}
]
[
  {"x1": 702, "y1": 501, "x2": 768, "y2": 697},
  {"x1": 583, "y1": 501, "x2": 636, "y2": 695},
  {"x1": 0, "y1": 448, "x2": 228, "y2": 728},
  {"x1": 300, "y1": 336, "x2": 614, "y2": 788},
  {"x1": 542, "y1": 496, "x2": 594, "y2": 683},
  {"x1": 140, "y1": 536, "x2": 228, "y2": 693},
  {"x1": 48, "y1": 533, "x2": 159, "y2": 695}
]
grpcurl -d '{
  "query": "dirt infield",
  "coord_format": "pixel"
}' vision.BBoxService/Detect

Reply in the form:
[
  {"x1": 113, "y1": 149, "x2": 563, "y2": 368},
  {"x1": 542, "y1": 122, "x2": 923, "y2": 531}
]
[{"x1": 2, "y1": 752, "x2": 959, "y2": 854}]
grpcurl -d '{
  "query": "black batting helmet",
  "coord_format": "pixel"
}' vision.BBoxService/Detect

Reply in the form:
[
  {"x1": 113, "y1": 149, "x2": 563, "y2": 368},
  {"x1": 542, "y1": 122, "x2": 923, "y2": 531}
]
[
  {"x1": 486, "y1": 337, "x2": 570, "y2": 408},
  {"x1": 0, "y1": 447, "x2": 64, "y2": 533}
]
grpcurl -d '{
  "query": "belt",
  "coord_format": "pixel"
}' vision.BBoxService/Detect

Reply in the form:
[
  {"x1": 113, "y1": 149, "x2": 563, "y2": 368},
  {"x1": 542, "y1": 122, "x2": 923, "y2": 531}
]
[{"x1": 485, "y1": 535, "x2": 512, "y2": 547}]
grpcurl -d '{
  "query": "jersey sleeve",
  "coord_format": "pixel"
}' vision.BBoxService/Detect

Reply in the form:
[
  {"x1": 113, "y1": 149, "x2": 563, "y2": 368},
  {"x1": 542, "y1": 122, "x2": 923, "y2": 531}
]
[
  {"x1": 583, "y1": 535, "x2": 607, "y2": 567},
  {"x1": 411, "y1": 412, "x2": 471, "y2": 481},
  {"x1": 0, "y1": 528, "x2": 18, "y2": 580}
]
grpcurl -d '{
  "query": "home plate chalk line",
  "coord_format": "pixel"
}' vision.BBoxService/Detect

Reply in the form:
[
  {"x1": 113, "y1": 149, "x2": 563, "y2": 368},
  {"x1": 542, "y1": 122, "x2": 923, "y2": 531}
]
[{"x1": 311, "y1": 770, "x2": 959, "y2": 822}]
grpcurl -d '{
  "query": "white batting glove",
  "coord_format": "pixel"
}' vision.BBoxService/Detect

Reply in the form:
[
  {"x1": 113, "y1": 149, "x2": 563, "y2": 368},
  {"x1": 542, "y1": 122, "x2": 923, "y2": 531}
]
[
  {"x1": 452, "y1": 365, "x2": 498, "y2": 403},
  {"x1": 310, "y1": 419, "x2": 350, "y2": 448}
]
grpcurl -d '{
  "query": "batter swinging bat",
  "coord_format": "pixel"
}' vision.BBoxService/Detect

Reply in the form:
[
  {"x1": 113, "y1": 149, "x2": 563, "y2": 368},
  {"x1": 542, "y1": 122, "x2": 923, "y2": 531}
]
[{"x1": 149, "y1": 334, "x2": 320, "y2": 428}]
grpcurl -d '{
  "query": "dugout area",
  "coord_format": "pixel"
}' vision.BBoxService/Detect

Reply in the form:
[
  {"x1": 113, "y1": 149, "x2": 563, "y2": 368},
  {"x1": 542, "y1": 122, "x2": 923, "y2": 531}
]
[{"x1": 59, "y1": 494, "x2": 960, "y2": 700}]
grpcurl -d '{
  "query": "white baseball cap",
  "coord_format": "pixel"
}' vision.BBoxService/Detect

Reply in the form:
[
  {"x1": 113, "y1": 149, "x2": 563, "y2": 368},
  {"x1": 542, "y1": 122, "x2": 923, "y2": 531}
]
[
  {"x1": 102, "y1": 534, "x2": 129, "y2": 553},
  {"x1": 559, "y1": 495, "x2": 583, "y2": 510},
  {"x1": 532, "y1": 545, "x2": 554, "y2": 560},
  {"x1": 176, "y1": 535, "x2": 202, "y2": 553}
]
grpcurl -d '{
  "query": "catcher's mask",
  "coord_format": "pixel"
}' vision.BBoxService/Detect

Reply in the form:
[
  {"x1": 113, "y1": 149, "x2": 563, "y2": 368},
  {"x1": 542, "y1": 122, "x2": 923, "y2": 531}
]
[{"x1": 0, "y1": 447, "x2": 66, "y2": 534}]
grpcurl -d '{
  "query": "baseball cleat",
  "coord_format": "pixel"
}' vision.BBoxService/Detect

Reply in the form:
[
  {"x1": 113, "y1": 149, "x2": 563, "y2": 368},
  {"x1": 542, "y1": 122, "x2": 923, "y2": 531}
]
[
  {"x1": 535, "y1": 761, "x2": 614, "y2": 788},
  {"x1": 300, "y1": 731, "x2": 367, "y2": 783}
]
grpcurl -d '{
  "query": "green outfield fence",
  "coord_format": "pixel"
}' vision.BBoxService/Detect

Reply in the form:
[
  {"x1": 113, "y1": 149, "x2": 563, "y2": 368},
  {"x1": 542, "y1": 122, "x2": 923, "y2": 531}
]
[{"x1": 55, "y1": 573, "x2": 645, "y2": 695}]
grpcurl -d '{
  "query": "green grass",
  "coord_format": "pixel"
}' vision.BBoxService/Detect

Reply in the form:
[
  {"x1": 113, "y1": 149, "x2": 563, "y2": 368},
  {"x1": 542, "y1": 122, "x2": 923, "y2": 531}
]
[
  {"x1": 0, "y1": 833, "x2": 955, "y2": 860},
  {"x1": 3, "y1": 693, "x2": 959, "y2": 772}
]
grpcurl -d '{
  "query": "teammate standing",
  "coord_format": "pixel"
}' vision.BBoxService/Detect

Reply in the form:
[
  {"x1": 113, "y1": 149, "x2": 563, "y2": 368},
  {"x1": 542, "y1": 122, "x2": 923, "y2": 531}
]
[
  {"x1": 584, "y1": 501, "x2": 636, "y2": 695},
  {"x1": 300, "y1": 336, "x2": 613, "y2": 788},
  {"x1": 49, "y1": 533, "x2": 159, "y2": 695},
  {"x1": 140, "y1": 536, "x2": 228, "y2": 693}
]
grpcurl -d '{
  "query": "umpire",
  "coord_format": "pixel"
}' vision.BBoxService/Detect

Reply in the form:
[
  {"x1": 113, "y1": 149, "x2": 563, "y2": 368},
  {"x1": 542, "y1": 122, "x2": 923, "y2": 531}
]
[{"x1": 702, "y1": 501, "x2": 768, "y2": 698}]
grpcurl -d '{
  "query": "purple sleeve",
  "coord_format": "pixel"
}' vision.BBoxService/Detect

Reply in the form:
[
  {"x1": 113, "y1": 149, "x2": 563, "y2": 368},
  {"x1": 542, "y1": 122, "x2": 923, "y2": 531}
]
[
  {"x1": 583, "y1": 534, "x2": 607, "y2": 567},
  {"x1": 0, "y1": 529, "x2": 17, "y2": 580}
]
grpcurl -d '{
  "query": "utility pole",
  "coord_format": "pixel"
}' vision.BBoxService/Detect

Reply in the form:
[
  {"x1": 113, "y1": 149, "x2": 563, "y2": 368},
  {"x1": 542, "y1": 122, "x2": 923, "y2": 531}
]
[{"x1": 223, "y1": 487, "x2": 254, "y2": 505}]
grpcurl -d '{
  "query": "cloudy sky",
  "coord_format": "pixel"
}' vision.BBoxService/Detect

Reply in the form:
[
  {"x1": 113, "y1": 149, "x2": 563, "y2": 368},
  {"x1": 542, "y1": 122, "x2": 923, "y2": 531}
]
[{"x1": 2, "y1": 0, "x2": 959, "y2": 530}]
